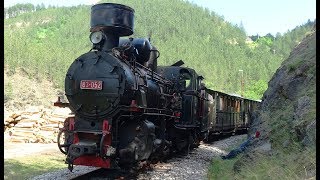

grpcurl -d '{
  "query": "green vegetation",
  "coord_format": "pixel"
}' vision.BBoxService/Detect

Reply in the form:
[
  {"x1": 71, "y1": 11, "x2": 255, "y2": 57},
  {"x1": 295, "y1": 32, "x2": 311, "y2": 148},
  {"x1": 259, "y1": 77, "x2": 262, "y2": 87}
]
[
  {"x1": 208, "y1": 157, "x2": 241, "y2": 180},
  {"x1": 4, "y1": 0, "x2": 314, "y2": 100},
  {"x1": 4, "y1": 82, "x2": 13, "y2": 102},
  {"x1": 4, "y1": 154, "x2": 66, "y2": 180},
  {"x1": 271, "y1": 19, "x2": 315, "y2": 59},
  {"x1": 243, "y1": 80, "x2": 268, "y2": 100},
  {"x1": 209, "y1": 148, "x2": 316, "y2": 180}
]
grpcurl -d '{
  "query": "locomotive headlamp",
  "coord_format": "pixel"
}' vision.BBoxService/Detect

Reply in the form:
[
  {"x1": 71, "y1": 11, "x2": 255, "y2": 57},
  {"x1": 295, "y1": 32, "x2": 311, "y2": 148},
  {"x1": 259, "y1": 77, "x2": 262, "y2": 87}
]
[{"x1": 89, "y1": 31, "x2": 104, "y2": 44}]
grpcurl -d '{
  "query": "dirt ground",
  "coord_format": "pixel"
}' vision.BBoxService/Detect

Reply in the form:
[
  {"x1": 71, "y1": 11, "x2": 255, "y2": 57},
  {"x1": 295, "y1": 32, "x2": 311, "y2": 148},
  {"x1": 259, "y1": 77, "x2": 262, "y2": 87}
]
[{"x1": 4, "y1": 142, "x2": 60, "y2": 159}]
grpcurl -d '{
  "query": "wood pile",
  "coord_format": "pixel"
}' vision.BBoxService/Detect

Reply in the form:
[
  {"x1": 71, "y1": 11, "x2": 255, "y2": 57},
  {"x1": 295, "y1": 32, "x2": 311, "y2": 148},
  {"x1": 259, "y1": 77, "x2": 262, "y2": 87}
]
[{"x1": 4, "y1": 106, "x2": 72, "y2": 143}]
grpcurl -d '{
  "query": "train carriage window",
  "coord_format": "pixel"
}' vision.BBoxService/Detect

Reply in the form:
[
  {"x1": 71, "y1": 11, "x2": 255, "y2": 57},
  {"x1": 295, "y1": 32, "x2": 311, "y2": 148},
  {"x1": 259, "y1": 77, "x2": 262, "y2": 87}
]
[
  {"x1": 237, "y1": 100, "x2": 240, "y2": 112},
  {"x1": 240, "y1": 100, "x2": 244, "y2": 112},
  {"x1": 245, "y1": 101, "x2": 248, "y2": 112},
  {"x1": 216, "y1": 96, "x2": 219, "y2": 109},
  {"x1": 185, "y1": 79, "x2": 191, "y2": 88},
  {"x1": 178, "y1": 69, "x2": 192, "y2": 90},
  {"x1": 220, "y1": 97, "x2": 223, "y2": 111},
  {"x1": 208, "y1": 94, "x2": 214, "y2": 102}
]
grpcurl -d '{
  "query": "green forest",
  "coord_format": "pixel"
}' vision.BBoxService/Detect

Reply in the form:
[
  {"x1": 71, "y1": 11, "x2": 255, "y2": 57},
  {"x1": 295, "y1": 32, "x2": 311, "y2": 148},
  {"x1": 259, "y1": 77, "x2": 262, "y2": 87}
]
[{"x1": 4, "y1": 0, "x2": 315, "y2": 100}]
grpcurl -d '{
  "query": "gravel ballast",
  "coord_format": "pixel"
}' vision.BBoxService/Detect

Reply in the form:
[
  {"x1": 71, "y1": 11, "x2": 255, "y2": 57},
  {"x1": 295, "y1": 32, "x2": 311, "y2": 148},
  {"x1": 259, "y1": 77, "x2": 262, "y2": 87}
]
[{"x1": 138, "y1": 134, "x2": 246, "y2": 180}]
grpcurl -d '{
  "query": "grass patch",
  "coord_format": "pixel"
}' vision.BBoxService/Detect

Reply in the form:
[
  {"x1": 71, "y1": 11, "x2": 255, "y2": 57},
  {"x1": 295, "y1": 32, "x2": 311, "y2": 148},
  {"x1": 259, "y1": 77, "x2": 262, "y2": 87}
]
[
  {"x1": 4, "y1": 82, "x2": 13, "y2": 102},
  {"x1": 208, "y1": 155, "x2": 241, "y2": 180},
  {"x1": 208, "y1": 148, "x2": 316, "y2": 180},
  {"x1": 208, "y1": 135, "x2": 247, "y2": 179},
  {"x1": 239, "y1": 149, "x2": 316, "y2": 180},
  {"x1": 4, "y1": 154, "x2": 66, "y2": 180}
]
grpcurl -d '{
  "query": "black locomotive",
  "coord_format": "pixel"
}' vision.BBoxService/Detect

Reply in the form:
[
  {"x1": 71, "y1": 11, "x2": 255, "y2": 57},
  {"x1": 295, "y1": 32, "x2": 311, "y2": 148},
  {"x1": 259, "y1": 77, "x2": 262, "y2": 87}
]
[{"x1": 54, "y1": 3, "x2": 260, "y2": 171}]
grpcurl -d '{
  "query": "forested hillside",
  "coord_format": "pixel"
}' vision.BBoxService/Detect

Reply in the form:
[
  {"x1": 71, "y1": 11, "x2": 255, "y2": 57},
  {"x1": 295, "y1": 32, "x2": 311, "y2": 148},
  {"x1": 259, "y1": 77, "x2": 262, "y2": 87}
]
[{"x1": 4, "y1": 0, "x2": 315, "y2": 101}]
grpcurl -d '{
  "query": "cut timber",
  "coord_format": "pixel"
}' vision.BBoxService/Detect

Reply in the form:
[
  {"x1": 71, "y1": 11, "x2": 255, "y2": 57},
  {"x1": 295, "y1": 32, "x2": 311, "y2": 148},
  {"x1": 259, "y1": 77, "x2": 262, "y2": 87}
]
[
  {"x1": 43, "y1": 124, "x2": 59, "y2": 128},
  {"x1": 44, "y1": 116, "x2": 66, "y2": 123},
  {"x1": 4, "y1": 107, "x2": 72, "y2": 144},
  {"x1": 10, "y1": 131, "x2": 35, "y2": 137},
  {"x1": 7, "y1": 123, "x2": 15, "y2": 128},
  {"x1": 10, "y1": 139, "x2": 26, "y2": 143},
  {"x1": 9, "y1": 127, "x2": 36, "y2": 133},
  {"x1": 4, "y1": 117, "x2": 15, "y2": 124},
  {"x1": 14, "y1": 122, "x2": 37, "y2": 128},
  {"x1": 10, "y1": 113, "x2": 21, "y2": 119},
  {"x1": 40, "y1": 126, "x2": 58, "y2": 131}
]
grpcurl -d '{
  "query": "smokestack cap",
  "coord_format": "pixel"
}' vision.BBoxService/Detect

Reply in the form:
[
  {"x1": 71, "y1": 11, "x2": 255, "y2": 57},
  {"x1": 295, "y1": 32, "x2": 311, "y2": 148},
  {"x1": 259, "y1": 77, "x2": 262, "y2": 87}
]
[{"x1": 90, "y1": 3, "x2": 134, "y2": 36}]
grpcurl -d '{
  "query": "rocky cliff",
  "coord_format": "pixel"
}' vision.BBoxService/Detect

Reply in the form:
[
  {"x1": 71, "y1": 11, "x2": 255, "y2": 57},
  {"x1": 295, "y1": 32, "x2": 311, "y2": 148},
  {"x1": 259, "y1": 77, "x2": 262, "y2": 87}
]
[{"x1": 236, "y1": 27, "x2": 316, "y2": 178}]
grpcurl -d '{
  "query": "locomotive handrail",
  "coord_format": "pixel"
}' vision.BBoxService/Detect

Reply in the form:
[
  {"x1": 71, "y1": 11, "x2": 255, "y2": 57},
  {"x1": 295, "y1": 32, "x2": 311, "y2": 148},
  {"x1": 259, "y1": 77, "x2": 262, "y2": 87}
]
[
  {"x1": 143, "y1": 113, "x2": 177, "y2": 118},
  {"x1": 183, "y1": 90, "x2": 200, "y2": 97},
  {"x1": 99, "y1": 134, "x2": 106, "y2": 158},
  {"x1": 72, "y1": 130, "x2": 104, "y2": 134},
  {"x1": 134, "y1": 61, "x2": 173, "y2": 85}
]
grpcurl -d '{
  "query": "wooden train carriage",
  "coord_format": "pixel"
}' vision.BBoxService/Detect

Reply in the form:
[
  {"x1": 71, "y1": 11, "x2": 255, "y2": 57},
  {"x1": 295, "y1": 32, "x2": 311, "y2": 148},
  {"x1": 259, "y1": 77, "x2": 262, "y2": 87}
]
[
  {"x1": 205, "y1": 90, "x2": 240, "y2": 134},
  {"x1": 204, "y1": 89, "x2": 260, "y2": 135},
  {"x1": 198, "y1": 88, "x2": 216, "y2": 134},
  {"x1": 239, "y1": 98, "x2": 261, "y2": 130}
]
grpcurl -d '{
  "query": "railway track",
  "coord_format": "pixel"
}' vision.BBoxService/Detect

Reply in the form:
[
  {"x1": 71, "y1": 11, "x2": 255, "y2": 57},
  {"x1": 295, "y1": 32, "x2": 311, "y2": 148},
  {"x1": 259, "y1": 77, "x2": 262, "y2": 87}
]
[
  {"x1": 69, "y1": 145, "x2": 216, "y2": 180},
  {"x1": 70, "y1": 168, "x2": 139, "y2": 180},
  {"x1": 30, "y1": 134, "x2": 247, "y2": 180}
]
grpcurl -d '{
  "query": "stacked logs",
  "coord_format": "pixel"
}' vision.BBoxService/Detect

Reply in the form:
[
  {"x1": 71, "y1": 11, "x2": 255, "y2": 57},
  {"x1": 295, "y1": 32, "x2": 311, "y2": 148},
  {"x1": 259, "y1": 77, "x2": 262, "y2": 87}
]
[{"x1": 4, "y1": 106, "x2": 72, "y2": 143}]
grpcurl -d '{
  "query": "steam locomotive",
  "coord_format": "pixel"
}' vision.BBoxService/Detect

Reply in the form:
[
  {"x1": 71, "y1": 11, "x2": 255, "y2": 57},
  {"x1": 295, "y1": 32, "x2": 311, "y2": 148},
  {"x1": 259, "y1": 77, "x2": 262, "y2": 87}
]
[{"x1": 54, "y1": 3, "x2": 260, "y2": 171}]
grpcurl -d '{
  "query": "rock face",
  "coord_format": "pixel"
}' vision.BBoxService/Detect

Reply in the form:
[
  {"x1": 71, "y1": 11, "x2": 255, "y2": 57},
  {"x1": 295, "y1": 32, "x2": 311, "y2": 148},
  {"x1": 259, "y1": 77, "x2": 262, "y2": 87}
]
[
  {"x1": 250, "y1": 29, "x2": 316, "y2": 149},
  {"x1": 240, "y1": 28, "x2": 316, "y2": 178}
]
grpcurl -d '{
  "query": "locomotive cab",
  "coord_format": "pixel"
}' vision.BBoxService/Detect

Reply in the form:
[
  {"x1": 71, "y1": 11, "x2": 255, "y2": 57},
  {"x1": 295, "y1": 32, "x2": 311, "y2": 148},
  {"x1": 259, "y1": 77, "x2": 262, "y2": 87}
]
[{"x1": 157, "y1": 66, "x2": 200, "y2": 125}]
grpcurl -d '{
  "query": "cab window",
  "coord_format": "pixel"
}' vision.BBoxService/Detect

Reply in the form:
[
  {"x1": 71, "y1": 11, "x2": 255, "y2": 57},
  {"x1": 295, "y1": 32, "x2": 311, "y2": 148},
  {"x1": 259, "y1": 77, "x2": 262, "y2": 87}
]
[{"x1": 179, "y1": 71, "x2": 192, "y2": 90}]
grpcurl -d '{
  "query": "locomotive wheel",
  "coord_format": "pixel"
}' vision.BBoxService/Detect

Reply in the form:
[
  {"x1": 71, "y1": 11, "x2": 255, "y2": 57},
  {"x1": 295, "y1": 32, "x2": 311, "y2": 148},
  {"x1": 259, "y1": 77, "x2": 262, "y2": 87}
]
[
  {"x1": 57, "y1": 130, "x2": 71, "y2": 155},
  {"x1": 118, "y1": 120, "x2": 155, "y2": 164}
]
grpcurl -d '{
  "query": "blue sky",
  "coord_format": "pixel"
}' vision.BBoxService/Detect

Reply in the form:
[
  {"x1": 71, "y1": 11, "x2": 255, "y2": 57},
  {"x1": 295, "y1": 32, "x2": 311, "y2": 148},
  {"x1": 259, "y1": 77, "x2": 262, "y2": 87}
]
[
  {"x1": 192, "y1": 0, "x2": 316, "y2": 36},
  {"x1": 4, "y1": 0, "x2": 316, "y2": 36}
]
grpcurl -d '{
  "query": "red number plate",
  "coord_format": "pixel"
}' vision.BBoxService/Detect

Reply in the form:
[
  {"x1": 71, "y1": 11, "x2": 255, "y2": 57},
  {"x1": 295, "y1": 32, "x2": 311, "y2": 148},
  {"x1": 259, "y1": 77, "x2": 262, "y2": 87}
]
[{"x1": 80, "y1": 80, "x2": 103, "y2": 90}]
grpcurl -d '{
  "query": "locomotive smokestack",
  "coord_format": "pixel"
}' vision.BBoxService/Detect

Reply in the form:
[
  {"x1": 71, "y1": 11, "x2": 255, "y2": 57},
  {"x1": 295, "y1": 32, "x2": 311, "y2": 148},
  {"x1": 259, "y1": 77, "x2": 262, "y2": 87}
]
[
  {"x1": 90, "y1": 3, "x2": 134, "y2": 50},
  {"x1": 101, "y1": 33, "x2": 120, "y2": 50}
]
